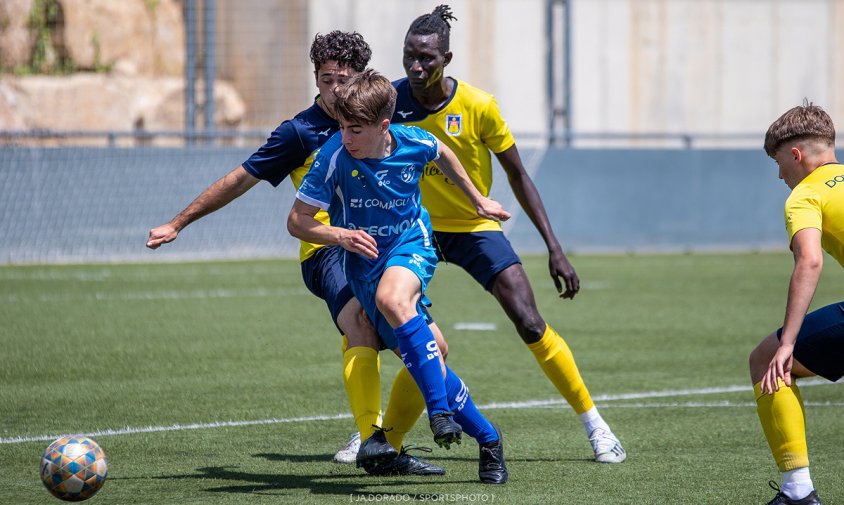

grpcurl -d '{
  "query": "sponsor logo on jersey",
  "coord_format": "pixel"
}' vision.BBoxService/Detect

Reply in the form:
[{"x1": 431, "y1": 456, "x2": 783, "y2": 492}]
[
  {"x1": 350, "y1": 197, "x2": 411, "y2": 210},
  {"x1": 347, "y1": 218, "x2": 414, "y2": 237},
  {"x1": 446, "y1": 114, "x2": 462, "y2": 136},
  {"x1": 374, "y1": 170, "x2": 391, "y2": 187},
  {"x1": 317, "y1": 128, "x2": 331, "y2": 136},
  {"x1": 825, "y1": 174, "x2": 844, "y2": 187},
  {"x1": 396, "y1": 110, "x2": 413, "y2": 119}
]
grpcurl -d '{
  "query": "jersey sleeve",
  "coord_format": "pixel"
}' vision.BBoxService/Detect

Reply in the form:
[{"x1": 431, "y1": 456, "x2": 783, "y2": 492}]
[
  {"x1": 403, "y1": 125, "x2": 440, "y2": 162},
  {"x1": 480, "y1": 95, "x2": 516, "y2": 154},
  {"x1": 784, "y1": 185, "x2": 823, "y2": 245},
  {"x1": 242, "y1": 121, "x2": 307, "y2": 187},
  {"x1": 296, "y1": 142, "x2": 340, "y2": 210}
]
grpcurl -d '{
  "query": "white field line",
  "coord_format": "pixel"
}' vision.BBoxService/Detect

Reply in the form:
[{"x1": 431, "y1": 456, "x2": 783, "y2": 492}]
[{"x1": 1, "y1": 378, "x2": 838, "y2": 445}]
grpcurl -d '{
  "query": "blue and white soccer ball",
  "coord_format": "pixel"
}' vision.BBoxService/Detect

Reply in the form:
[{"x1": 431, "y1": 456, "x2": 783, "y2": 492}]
[{"x1": 40, "y1": 436, "x2": 108, "y2": 501}]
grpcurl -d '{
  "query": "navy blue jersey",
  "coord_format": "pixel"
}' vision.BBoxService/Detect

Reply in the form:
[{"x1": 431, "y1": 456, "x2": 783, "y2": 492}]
[
  {"x1": 242, "y1": 98, "x2": 338, "y2": 261},
  {"x1": 242, "y1": 99, "x2": 338, "y2": 187}
]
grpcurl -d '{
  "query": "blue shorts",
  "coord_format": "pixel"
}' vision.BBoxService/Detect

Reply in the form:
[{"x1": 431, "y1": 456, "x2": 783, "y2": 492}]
[
  {"x1": 300, "y1": 246, "x2": 355, "y2": 334},
  {"x1": 777, "y1": 301, "x2": 844, "y2": 382},
  {"x1": 349, "y1": 238, "x2": 437, "y2": 350},
  {"x1": 433, "y1": 231, "x2": 521, "y2": 291}
]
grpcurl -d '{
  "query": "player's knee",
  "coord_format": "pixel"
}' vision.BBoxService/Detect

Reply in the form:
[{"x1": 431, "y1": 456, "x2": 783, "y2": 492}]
[
  {"x1": 340, "y1": 305, "x2": 380, "y2": 350},
  {"x1": 374, "y1": 292, "x2": 407, "y2": 321},
  {"x1": 513, "y1": 313, "x2": 546, "y2": 344},
  {"x1": 748, "y1": 340, "x2": 772, "y2": 381}
]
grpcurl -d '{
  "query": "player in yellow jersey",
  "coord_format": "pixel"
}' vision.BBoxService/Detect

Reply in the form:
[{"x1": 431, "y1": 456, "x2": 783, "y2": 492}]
[
  {"x1": 749, "y1": 102, "x2": 844, "y2": 505},
  {"x1": 339, "y1": 4, "x2": 626, "y2": 464}
]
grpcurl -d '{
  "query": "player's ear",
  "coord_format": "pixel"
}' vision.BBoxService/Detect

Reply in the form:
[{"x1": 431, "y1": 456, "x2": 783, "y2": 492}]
[
  {"x1": 380, "y1": 118, "x2": 390, "y2": 134},
  {"x1": 443, "y1": 51, "x2": 453, "y2": 67}
]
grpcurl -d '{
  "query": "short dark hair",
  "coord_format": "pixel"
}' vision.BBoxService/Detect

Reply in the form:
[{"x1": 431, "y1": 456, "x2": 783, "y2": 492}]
[
  {"x1": 405, "y1": 4, "x2": 457, "y2": 52},
  {"x1": 764, "y1": 100, "x2": 835, "y2": 157},
  {"x1": 309, "y1": 31, "x2": 371, "y2": 72},
  {"x1": 333, "y1": 69, "x2": 397, "y2": 125}
]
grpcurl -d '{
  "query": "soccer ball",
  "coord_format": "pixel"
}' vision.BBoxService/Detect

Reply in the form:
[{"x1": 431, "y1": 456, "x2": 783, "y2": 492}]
[{"x1": 40, "y1": 436, "x2": 108, "y2": 502}]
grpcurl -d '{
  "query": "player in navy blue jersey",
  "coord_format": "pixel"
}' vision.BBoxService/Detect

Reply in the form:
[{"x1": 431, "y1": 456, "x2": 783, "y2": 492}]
[
  {"x1": 146, "y1": 31, "x2": 444, "y2": 477},
  {"x1": 289, "y1": 69, "x2": 510, "y2": 484}
]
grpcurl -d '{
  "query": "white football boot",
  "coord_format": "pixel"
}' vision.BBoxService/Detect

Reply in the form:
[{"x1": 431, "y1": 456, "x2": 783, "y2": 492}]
[
  {"x1": 589, "y1": 428, "x2": 627, "y2": 463},
  {"x1": 332, "y1": 432, "x2": 361, "y2": 464}
]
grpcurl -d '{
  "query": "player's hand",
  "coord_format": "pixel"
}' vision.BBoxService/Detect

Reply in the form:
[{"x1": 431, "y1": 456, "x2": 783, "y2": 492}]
[
  {"x1": 340, "y1": 229, "x2": 378, "y2": 259},
  {"x1": 476, "y1": 198, "x2": 511, "y2": 222},
  {"x1": 147, "y1": 223, "x2": 178, "y2": 249},
  {"x1": 550, "y1": 249, "x2": 580, "y2": 299},
  {"x1": 761, "y1": 344, "x2": 794, "y2": 395}
]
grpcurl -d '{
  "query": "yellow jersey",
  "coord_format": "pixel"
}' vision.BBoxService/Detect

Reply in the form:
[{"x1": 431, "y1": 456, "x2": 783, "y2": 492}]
[
  {"x1": 784, "y1": 163, "x2": 844, "y2": 267},
  {"x1": 393, "y1": 78, "x2": 515, "y2": 232}
]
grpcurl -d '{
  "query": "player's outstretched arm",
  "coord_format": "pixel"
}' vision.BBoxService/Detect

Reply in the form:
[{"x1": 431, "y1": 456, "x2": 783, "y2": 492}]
[
  {"x1": 494, "y1": 145, "x2": 580, "y2": 299},
  {"x1": 287, "y1": 199, "x2": 379, "y2": 259},
  {"x1": 147, "y1": 165, "x2": 259, "y2": 249},
  {"x1": 761, "y1": 228, "x2": 823, "y2": 394},
  {"x1": 433, "y1": 143, "x2": 511, "y2": 223}
]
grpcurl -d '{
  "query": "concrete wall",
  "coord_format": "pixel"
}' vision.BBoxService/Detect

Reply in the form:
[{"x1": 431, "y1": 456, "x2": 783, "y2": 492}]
[
  {"x1": 211, "y1": 0, "x2": 844, "y2": 147},
  {"x1": 503, "y1": 148, "x2": 791, "y2": 254},
  {"x1": 0, "y1": 146, "x2": 795, "y2": 264}
]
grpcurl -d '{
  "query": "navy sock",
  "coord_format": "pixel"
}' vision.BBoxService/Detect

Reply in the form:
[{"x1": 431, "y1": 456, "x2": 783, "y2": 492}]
[
  {"x1": 395, "y1": 315, "x2": 450, "y2": 416},
  {"x1": 445, "y1": 365, "x2": 497, "y2": 444}
]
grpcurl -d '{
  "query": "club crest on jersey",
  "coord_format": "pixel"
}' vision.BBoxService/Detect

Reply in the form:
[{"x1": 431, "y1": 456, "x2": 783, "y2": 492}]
[
  {"x1": 446, "y1": 114, "x2": 462, "y2": 136},
  {"x1": 401, "y1": 164, "x2": 415, "y2": 183}
]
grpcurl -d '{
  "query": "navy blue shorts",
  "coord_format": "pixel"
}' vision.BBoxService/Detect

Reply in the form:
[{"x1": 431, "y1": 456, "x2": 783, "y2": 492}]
[
  {"x1": 433, "y1": 231, "x2": 521, "y2": 291},
  {"x1": 300, "y1": 246, "x2": 355, "y2": 334},
  {"x1": 777, "y1": 301, "x2": 844, "y2": 382}
]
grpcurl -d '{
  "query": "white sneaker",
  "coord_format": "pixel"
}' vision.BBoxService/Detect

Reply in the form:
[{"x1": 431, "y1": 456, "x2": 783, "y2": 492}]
[
  {"x1": 589, "y1": 428, "x2": 626, "y2": 463},
  {"x1": 333, "y1": 432, "x2": 361, "y2": 464}
]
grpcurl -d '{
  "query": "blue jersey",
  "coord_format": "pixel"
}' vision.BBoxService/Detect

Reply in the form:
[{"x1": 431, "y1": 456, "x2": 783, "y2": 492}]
[
  {"x1": 241, "y1": 99, "x2": 338, "y2": 261},
  {"x1": 296, "y1": 124, "x2": 440, "y2": 280}
]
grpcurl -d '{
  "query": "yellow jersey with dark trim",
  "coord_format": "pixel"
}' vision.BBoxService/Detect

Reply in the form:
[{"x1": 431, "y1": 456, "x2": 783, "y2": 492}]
[
  {"x1": 392, "y1": 77, "x2": 515, "y2": 232},
  {"x1": 242, "y1": 99, "x2": 335, "y2": 262},
  {"x1": 784, "y1": 162, "x2": 844, "y2": 268}
]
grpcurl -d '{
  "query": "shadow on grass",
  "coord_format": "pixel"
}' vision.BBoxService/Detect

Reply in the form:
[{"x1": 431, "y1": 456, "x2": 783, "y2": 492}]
[{"x1": 187, "y1": 465, "x2": 482, "y2": 497}]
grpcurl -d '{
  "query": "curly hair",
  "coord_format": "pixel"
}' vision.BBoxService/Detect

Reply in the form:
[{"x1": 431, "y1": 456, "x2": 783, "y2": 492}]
[
  {"x1": 405, "y1": 4, "x2": 457, "y2": 52},
  {"x1": 764, "y1": 100, "x2": 835, "y2": 158},
  {"x1": 309, "y1": 31, "x2": 372, "y2": 72}
]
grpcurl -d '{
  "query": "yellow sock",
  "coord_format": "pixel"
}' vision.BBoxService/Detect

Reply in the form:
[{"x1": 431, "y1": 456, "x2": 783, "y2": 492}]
[
  {"x1": 343, "y1": 346, "x2": 381, "y2": 441},
  {"x1": 754, "y1": 380, "x2": 809, "y2": 471},
  {"x1": 527, "y1": 325, "x2": 594, "y2": 415},
  {"x1": 382, "y1": 365, "x2": 426, "y2": 449}
]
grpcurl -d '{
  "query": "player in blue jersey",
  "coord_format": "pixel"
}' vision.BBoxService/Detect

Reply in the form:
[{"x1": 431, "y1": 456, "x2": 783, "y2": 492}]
[
  {"x1": 356, "y1": 4, "x2": 625, "y2": 464},
  {"x1": 288, "y1": 69, "x2": 511, "y2": 484},
  {"x1": 146, "y1": 31, "x2": 445, "y2": 477}
]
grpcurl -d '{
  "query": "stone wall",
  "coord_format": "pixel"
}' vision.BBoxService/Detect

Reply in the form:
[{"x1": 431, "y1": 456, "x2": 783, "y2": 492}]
[{"x1": 0, "y1": 0, "x2": 245, "y2": 145}]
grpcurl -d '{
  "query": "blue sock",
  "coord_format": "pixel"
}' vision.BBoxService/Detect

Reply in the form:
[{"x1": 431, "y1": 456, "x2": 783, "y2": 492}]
[
  {"x1": 395, "y1": 315, "x2": 450, "y2": 416},
  {"x1": 445, "y1": 365, "x2": 498, "y2": 444}
]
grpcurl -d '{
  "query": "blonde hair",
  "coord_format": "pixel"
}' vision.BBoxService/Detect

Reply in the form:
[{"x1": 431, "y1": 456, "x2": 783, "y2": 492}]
[
  {"x1": 764, "y1": 100, "x2": 835, "y2": 157},
  {"x1": 333, "y1": 69, "x2": 397, "y2": 125}
]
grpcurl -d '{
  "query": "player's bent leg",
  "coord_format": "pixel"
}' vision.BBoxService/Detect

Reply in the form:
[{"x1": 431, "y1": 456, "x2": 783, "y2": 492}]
[
  {"x1": 751, "y1": 333, "x2": 820, "y2": 503},
  {"x1": 492, "y1": 264, "x2": 626, "y2": 462},
  {"x1": 382, "y1": 322, "x2": 447, "y2": 449},
  {"x1": 336, "y1": 299, "x2": 382, "y2": 463},
  {"x1": 441, "y1": 365, "x2": 505, "y2": 483}
]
